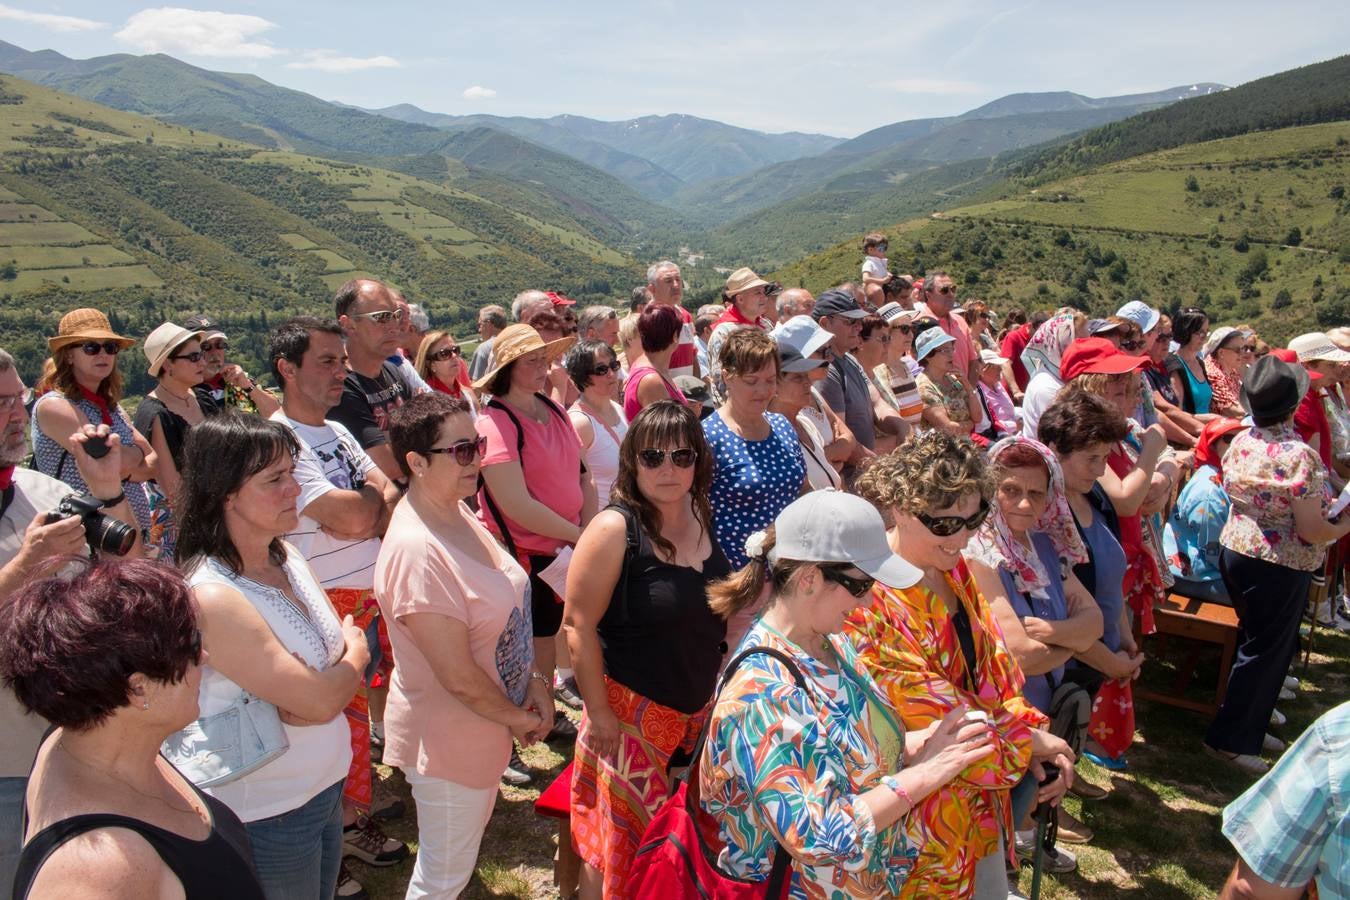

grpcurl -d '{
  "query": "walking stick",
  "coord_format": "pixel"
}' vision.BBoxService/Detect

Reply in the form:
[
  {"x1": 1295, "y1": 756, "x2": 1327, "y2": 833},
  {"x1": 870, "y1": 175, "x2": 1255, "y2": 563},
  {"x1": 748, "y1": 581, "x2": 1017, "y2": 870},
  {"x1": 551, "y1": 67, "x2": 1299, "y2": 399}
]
[{"x1": 1029, "y1": 762, "x2": 1061, "y2": 900}]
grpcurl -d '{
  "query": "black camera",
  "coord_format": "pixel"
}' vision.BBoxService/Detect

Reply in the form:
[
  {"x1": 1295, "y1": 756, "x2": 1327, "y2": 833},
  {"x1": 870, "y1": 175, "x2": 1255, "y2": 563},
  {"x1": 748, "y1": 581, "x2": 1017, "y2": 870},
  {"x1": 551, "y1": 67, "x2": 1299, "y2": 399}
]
[{"x1": 46, "y1": 493, "x2": 136, "y2": 556}]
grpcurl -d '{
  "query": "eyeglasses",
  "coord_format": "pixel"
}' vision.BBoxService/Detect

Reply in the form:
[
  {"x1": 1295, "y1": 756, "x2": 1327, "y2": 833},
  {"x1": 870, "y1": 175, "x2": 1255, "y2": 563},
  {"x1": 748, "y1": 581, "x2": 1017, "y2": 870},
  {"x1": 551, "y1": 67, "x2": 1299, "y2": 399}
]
[
  {"x1": 590, "y1": 362, "x2": 620, "y2": 377},
  {"x1": 79, "y1": 341, "x2": 122, "y2": 356},
  {"x1": 636, "y1": 447, "x2": 697, "y2": 469},
  {"x1": 0, "y1": 388, "x2": 32, "y2": 410},
  {"x1": 870, "y1": 333, "x2": 891, "y2": 344},
  {"x1": 892, "y1": 324, "x2": 912, "y2": 335},
  {"x1": 915, "y1": 500, "x2": 990, "y2": 537},
  {"x1": 1155, "y1": 332, "x2": 1173, "y2": 342},
  {"x1": 170, "y1": 351, "x2": 203, "y2": 363},
  {"x1": 200, "y1": 340, "x2": 229, "y2": 353},
  {"x1": 1119, "y1": 339, "x2": 1145, "y2": 351},
  {"x1": 423, "y1": 435, "x2": 487, "y2": 466},
  {"x1": 350, "y1": 308, "x2": 407, "y2": 325},
  {"x1": 820, "y1": 565, "x2": 875, "y2": 598},
  {"x1": 428, "y1": 346, "x2": 462, "y2": 362}
]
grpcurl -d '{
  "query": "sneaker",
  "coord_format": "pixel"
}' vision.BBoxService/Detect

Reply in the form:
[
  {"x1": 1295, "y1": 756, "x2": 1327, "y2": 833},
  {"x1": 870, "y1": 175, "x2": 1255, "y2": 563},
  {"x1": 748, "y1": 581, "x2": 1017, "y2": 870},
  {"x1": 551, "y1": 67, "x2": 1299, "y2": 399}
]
[
  {"x1": 1014, "y1": 830, "x2": 1078, "y2": 873},
  {"x1": 502, "y1": 746, "x2": 533, "y2": 786},
  {"x1": 555, "y1": 676, "x2": 583, "y2": 710},
  {"x1": 1270, "y1": 708, "x2": 1287, "y2": 728},
  {"x1": 1279, "y1": 686, "x2": 1297, "y2": 701},
  {"x1": 335, "y1": 861, "x2": 369, "y2": 900},
  {"x1": 546, "y1": 710, "x2": 579, "y2": 744},
  {"x1": 1262, "y1": 733, "x2": 1287, "y2": 754},
  {"x1": 342, "y1": 813, "x2": 411, "y2": 867},
  {"x1": 1203, "y1": 743, "x2": 1269, "y2": 776}
]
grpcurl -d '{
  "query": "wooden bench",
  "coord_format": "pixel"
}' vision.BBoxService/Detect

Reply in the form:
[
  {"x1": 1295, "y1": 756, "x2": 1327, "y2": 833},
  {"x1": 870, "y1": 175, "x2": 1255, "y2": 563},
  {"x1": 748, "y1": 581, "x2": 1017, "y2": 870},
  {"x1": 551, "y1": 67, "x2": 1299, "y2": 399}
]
[
  {"x1": 534, "y1": 761, "x2": 581, "y2": 899},
  {"x1": 1136, "y1": 593, "x2": 1240, "y2": 716}
]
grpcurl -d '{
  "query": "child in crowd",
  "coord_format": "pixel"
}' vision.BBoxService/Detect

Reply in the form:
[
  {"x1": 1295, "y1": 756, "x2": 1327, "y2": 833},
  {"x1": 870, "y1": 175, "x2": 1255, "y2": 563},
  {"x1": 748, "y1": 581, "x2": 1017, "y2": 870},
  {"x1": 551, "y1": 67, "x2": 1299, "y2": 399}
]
[{"x1": 860, "y1": 232, "x2": 890, "y2": 307}]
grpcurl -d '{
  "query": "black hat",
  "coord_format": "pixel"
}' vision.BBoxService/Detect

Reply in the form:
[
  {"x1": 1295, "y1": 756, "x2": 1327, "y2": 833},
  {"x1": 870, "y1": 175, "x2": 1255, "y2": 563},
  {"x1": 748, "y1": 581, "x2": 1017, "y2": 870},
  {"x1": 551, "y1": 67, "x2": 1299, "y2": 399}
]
[
  {"x1": 811, "y1": 288, "x2": 866, "y2": 320},
  {"x1": 1241, "y1": 355, "x2": 1309, "y2": 421}
]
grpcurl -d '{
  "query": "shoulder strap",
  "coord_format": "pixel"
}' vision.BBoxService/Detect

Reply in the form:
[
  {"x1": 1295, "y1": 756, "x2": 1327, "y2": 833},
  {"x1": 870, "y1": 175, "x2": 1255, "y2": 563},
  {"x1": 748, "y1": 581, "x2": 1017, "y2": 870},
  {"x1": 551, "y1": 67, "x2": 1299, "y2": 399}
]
[
  {"x1": 478, "y1": 398, "x2": 522, "y2": 560},
  {"x1": 606, "y1": 502, "x2": 641, "y2": 625}
]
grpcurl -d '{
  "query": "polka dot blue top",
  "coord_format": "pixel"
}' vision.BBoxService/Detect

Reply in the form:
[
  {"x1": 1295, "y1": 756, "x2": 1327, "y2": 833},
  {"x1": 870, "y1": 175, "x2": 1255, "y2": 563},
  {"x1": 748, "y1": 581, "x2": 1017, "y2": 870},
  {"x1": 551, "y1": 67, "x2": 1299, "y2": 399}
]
[{"x1": 703, "y1": 410, "x2": 807, "y2": 569}]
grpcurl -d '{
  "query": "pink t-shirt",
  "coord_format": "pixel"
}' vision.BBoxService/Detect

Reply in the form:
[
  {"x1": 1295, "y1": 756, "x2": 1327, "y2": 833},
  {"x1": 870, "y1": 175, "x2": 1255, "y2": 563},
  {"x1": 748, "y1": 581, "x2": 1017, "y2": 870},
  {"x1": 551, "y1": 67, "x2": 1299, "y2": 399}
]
[
  {"x1": 622, "y1": 365, "x2": 687, "y2": 422},
  {"x1": 375, "y1": 499, "x2": 532, "y2": 789},
  {"x1": 475, "y1": 396, "x2": 584, "y2": 556}
]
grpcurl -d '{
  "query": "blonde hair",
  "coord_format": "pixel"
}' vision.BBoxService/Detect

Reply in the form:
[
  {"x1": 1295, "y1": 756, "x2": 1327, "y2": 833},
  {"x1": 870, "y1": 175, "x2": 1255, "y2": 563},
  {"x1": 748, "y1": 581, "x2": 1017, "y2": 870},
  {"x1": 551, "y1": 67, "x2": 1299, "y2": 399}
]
[
  {"x1": 855, "y1": 431, "x2": 993, "y2": 518},
  {"x1": 618, "y1": 313, "x2": 640, "y2": 352},
  {"x1": 414, "y1": 330, "x2": 458, "y2": 382}
]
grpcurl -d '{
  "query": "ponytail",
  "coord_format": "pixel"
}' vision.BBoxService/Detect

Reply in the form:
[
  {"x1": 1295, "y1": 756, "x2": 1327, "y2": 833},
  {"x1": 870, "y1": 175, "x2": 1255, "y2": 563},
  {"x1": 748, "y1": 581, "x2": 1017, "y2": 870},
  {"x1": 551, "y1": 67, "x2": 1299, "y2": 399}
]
[{"x1": 706, "y1": 525, "x2": 813, "y2": 620}]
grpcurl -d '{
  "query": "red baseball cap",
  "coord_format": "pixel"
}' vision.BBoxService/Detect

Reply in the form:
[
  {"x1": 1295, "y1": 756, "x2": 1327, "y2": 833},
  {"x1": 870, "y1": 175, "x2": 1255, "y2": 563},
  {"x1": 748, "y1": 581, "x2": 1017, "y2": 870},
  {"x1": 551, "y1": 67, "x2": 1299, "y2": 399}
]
[
  {"x1": 1059, "y1": 337, "x2": 1148, "y2": 381},
  {"x1": 545, "y1": 291, "x2": 576, "y2": 307},
  {"x1": 1271, "y1": 348, "x2": 1324, "y2": 381}
]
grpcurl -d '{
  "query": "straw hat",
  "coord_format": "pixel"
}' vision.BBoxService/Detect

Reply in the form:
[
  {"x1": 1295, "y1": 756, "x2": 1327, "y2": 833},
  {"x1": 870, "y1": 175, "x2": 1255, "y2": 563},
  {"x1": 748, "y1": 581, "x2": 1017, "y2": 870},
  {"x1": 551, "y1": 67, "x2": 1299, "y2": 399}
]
[
  {"x1": 143, "y1": 322, "x2": 205, "y2": 378},
  {"x1": 471, "y1": 323, "x2": 576, "y2": 392},
  {"x1": 47, "y1": 308, "x2": 135, "y2": 354},
  {"x1": 724, "y1": 267, "x2": 770, "y2": 297}
]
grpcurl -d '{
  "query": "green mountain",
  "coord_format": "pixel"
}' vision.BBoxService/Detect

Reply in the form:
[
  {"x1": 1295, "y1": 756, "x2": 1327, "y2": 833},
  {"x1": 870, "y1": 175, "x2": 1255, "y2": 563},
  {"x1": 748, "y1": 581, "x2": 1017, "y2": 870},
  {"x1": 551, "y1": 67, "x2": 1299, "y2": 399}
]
[
  {"x1": 773, "y1": 120, "x2": 1350, "y2": 346},
  {"x1": 0, "y1": 41, "x2": 688, "y2": 246},
  {"x1": 0, "y1": 74, "x2": 642, "y2": 396}
]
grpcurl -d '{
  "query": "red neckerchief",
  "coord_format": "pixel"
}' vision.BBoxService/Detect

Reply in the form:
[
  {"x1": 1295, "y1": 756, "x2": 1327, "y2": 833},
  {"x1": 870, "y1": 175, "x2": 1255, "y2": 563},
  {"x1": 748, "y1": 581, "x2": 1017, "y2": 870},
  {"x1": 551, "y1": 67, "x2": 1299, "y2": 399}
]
[
  {"x1": 714, "y1": 303, "x2": 761, "y2": 328},
  {"x1": 429, "y1": 375, "x2": 463, "y2": 397},
  {"x1": 77, "y1": 386, "x2": 113, "y2": 425},
  {"x1": 204, "y1": 373, "x2": 226, "y2": 390},
  {"x1": 0, "y1": 466, "x2": 13, "y2": 492}
]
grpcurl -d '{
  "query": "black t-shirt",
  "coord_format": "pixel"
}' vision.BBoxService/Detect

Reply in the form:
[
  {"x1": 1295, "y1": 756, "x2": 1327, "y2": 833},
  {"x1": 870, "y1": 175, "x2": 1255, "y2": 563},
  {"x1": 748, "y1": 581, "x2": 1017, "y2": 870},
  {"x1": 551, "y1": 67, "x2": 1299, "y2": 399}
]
[
  {"x1": 327, "y1": 362, "x2": 411, "y2": 449},
  {"x1": 133, "y1": 394, "x2": 219, "y2": 470},
  {"x1": 597, "y1": 503, "x2": 730, "y2": 714}
]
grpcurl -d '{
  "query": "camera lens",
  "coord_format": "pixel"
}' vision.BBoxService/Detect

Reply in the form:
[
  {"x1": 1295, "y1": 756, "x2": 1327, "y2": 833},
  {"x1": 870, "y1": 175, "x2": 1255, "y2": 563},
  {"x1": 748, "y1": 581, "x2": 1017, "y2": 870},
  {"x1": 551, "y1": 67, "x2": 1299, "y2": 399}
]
[{"x1": 87, "y1": 513, "x2": 137, "y2": 556}]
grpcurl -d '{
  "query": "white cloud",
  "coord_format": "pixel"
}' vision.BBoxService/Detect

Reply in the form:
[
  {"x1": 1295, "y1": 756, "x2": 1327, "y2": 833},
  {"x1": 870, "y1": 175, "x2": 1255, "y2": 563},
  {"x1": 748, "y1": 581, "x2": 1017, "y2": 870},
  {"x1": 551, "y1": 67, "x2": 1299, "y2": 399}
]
[
  {"x1": 114, "y1": 7, "x2": 281, "y2": 59},
  {"x1": 286, "y1": 50, "x2": 401, "y2": 73},
  {"x1": 0, "y1": 4, "x2": 105, "y2": 31},
  {"x1": 871, "y1": 78, "x2": 983, "y2": 95},
  {"x1": 462, "y1": 85, "x2": 497, "y2": 101}
]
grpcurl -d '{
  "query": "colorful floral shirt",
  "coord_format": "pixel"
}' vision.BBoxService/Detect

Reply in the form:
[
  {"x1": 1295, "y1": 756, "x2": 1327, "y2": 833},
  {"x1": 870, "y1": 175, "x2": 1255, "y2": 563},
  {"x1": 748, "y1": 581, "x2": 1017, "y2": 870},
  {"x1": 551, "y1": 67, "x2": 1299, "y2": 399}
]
[
  {"x1": 1205, "y1": 356, "x2": 1242, "y2": 415},
  {"x1": 1221, "y1": 423, "x2": 1330, "y2": 572},
  {"x1": 699, "y1": 621, "x2": 918, "y2": 899},
  {"x1": 916, "y1": 372, "x2": 972, "y2": 426},
  {"x1": 843, "y1": 560, "x2": 1046, "y2": 898}
]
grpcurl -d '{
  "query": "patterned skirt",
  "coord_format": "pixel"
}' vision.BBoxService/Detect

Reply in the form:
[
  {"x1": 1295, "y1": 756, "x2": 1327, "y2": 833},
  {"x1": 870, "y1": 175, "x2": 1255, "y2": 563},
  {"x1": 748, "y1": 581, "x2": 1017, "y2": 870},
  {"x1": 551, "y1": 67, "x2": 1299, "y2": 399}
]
[
  {"x1": 571, "y1": 678, "x2": 706, "y2": 900},
  {"x1": 328, "y1": 587, "x2": 380, "y2": 812}
]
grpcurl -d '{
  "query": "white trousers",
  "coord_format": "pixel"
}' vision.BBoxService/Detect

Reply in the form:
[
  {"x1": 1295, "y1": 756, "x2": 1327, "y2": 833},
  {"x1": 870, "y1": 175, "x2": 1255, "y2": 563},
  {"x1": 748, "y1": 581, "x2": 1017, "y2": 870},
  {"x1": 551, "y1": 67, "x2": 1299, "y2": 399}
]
[{"x1": 402, "y1": 769, "x2": 497, "y2": 900}]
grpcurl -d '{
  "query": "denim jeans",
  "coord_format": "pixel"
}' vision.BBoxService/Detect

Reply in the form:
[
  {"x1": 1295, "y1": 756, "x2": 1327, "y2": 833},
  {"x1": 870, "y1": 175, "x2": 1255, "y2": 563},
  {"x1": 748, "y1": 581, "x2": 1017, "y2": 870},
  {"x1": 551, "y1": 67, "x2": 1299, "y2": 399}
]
[
  {"x1": 243, "y1": 780, "x2": 344, "y2": 900},
  {"x1": 0, "y1": 776, "x2": 26, "y2": 897}
]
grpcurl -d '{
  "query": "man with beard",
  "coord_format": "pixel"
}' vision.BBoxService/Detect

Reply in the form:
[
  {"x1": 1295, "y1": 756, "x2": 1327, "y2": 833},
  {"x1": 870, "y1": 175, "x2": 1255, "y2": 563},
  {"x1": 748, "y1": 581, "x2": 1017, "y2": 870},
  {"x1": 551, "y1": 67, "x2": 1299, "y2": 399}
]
[{"x1": 184, "y1": 313, "x2": 280, "y2": 416}]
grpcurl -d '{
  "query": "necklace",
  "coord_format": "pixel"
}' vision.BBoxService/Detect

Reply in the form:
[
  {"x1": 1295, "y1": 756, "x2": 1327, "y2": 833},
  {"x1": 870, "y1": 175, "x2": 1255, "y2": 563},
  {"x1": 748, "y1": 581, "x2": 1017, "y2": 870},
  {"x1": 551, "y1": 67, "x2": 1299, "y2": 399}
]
[
  {"x1": 58, "y1": 741, "x2": 200, "y2": 817},
  {"x1": 157, "y1": 384, "x2": 194, "y2": 408}
]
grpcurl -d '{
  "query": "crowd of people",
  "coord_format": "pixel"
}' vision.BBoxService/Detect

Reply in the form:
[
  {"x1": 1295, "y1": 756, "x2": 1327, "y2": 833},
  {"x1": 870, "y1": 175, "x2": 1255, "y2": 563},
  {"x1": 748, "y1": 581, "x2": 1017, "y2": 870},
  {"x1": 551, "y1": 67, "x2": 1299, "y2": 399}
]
[{"x1": 0, "y1": 245, "x2": 1348, "y2": 900}]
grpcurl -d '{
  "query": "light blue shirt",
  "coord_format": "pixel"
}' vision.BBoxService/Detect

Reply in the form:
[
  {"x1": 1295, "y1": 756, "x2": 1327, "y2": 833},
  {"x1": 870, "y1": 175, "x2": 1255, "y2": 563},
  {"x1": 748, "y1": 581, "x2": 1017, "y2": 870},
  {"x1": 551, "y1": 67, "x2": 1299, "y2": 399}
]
[{"x1": 1164, "y1": 464, "x2": 1230, "y2": 584}]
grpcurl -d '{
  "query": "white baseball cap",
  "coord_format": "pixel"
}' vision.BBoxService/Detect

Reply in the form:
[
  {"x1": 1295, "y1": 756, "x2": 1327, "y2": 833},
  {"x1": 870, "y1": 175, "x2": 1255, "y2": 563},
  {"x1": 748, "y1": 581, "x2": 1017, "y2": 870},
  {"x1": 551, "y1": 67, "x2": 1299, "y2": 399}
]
[{"x1": 765, "y1": 491, "x2": 921, "y2": 588}]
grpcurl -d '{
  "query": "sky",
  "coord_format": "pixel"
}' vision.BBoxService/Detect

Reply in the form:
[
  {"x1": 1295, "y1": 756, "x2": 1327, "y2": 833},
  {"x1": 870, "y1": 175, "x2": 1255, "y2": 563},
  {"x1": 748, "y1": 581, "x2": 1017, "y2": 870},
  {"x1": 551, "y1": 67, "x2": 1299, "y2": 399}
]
[{"x1": 1, "y1": 1, "x2": 1348, "y2": 137}]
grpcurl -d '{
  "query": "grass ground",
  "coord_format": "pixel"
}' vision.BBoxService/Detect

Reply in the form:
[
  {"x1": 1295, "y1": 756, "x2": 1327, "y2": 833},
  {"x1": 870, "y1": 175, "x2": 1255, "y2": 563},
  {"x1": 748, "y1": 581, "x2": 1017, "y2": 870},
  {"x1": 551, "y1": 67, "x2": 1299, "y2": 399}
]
[{"x1": 348, "y1": 626, "x2": 1350, "y2": 899}]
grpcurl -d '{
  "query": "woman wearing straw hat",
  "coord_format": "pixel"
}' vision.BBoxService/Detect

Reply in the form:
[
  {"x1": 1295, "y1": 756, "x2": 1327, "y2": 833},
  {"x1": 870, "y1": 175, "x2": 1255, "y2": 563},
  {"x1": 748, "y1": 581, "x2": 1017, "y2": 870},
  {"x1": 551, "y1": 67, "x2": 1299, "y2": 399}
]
[
  {"x1": 133, "y1": 322, "x2": 217, "y2": 558},
  {"x1": 33, "y1": 309, "x2": 157, "y2": 542},
  {"x1": 474, "y1": 323, "x2": 595, "y2": 756}
]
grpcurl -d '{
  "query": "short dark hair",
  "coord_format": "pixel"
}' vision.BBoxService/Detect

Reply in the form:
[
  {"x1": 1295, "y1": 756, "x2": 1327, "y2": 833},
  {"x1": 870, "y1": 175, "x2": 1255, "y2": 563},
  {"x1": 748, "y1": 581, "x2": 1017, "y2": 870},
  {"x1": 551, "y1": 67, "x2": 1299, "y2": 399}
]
[
  {"x1": 480, "y1": 307, "x2": 507, "y2": 330},
  {"x1": 694, "y1": 313, "x2": 718, "y2": 339},
  {"x1": 388, "y1": 393, "x2": 471, "y2": 478},
  {"x1": 1173, "y1": 307, "x2": 1209, "y2": 348},
  {"x1": 563, "y1": 339, "x2": 616, "y2": 391},
  {"x1": 333, "y1": 279, "x2": 366, "y2": 319},
  {"x1": 859, "y1": 313, "x2": 887, "y2": 341},
  {"x1": 1038, "y1": 388, "x2": 1128, "y2": 456},
  {"x1": 484, "y1": 363, "x2": 516, "y2": 397},
  {"x1": 882, "y1": 275, "x2": 912, "y2": 296},
  {"x1": 175, "y1": 413, "x2": 301, "y2": 575},
  {"x1": 0, "y1": 559, "x2": 199, "y2": 730},
  {"x1": 269, "y1": 316, "x2": 344, "y2": 385},
  {"x1": 862, "y1": 232, "x2": 887, "y2": 252},
  {"x1": 638, "y1": 303, "x2": 681, "y2": 354},
  {"x1": 630, "y1": 286, "x2": 653, "y2": 312}
]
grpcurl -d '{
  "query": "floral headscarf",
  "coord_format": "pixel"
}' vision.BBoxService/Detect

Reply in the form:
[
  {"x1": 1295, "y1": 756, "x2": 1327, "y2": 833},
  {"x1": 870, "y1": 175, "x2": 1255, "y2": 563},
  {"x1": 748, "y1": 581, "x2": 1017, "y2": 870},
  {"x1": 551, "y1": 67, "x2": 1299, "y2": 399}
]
[
  {"x1": 1020, "y1": 310, "x2": 1079, "y2": 380},
  {"x1": 967, "y1": 436, "x2": 1088, "y2": 597}
]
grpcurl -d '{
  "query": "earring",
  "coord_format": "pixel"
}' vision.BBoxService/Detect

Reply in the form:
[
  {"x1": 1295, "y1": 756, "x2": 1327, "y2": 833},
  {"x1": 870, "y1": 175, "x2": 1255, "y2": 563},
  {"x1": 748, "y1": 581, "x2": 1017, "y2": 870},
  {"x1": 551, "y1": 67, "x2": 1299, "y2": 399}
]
[{"x1": 142, "y1": 701, "x2": 150, "y2": 711}]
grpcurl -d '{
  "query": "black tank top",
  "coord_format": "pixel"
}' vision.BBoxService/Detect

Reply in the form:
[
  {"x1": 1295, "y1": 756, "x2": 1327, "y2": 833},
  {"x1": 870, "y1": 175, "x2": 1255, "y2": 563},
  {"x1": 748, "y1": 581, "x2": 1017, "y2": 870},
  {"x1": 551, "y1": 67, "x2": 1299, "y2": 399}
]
[
  {"x1": 597, "y1": 503, "x2": 730, "y2": 714},
  {"x1": 14, "y1": 773, "x2": 265, "y2": 900}
]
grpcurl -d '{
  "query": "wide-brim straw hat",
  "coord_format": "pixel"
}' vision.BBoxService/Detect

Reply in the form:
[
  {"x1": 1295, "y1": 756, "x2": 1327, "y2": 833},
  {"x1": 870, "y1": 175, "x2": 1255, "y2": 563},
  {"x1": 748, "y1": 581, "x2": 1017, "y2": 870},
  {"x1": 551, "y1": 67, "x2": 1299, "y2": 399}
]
[
  {"x1": 472, "y1": 323, "x2": 576, "y2": 392},
  {"x1": 144, "y1": 322, "x2": 205, "y2": 378},
  {"x1": 47, "y1": 308, "x2": 136, "y2": 354},
  {"x1": 724, "y1": 266, "x2": 770, "y2": 297}
]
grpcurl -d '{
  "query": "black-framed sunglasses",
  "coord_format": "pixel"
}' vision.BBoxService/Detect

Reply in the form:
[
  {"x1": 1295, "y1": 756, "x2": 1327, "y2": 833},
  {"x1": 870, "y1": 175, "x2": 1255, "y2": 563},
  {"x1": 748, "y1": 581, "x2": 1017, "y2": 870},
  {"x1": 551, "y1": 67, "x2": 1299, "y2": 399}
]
[
  {"x1": 79, "y1": 341, "x2": 122, "y2": 356},
  {"x1": 590, "y1": 362, "x2": 620, "y2": 377},
  {"x1": 637, "y1": 447, "x2": 697, "y2": 469},
  {"x1": 170, "y1": 351, "x2": 204, "y2": 363},
  {"x1": 200, "y1": 340, "x2": 229, "y2": 353},
  {"x1": 820, "y1": 565, "x2": 875, "y2": 598},
  {"x1": 1120, "y1": 339, "x2": 1145, "y2": 351},
  {"x1": 423, "y1": 434, "x2": 487, "y2": 466},
  {"x1": 1155, "y1": 332, "x2": 1173, "y2": 342},
  {"x1": 428, "y1": 346, "x2": 462, "y2": 362},
  {"x1": 916, "y1": 500, "x2": 990, "y2": 537},
  {"x1": 931, "y1": 285, "x2": 955, "y2": 296}
]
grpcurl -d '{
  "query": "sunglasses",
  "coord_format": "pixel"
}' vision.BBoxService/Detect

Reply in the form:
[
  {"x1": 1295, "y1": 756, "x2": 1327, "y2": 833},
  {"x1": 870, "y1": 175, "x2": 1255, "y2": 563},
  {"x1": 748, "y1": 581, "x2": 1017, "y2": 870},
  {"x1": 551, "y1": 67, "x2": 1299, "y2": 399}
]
[
  {"x1": 200, "y1": 340, "x2": 229, "y2": 353},
  {"x1": 1241, "y1": 345, "x2": 1258, "y2": 353},
  {"x1": 930, "y1": 285, "x2": 955, "y2": 296},
  {"x1": 1155, "y1": 332, "x2": 1173, "y2": 342},
  {"x1": 350, "y1": 309, "x2": 407, "y2": 325},
  {"x1": 1120, "y1": 339, "x2": 1145, "y2": 351},
  {"x1": 428, "y1": 346, "x2": 462, "y2": 362},
  {"x1": 820, "y1": 565, "x2": 875, "y2": 598},
  {"x1": 875, "y1": 243, "x2": 889, "y2": 253},
  {"x1": 590, "y1": 362, "x2": 620, "y2": 377},
  {"x1": 915, "y1": 500, "x2": 990, "y2": 537},
  {"x1": 423, "y1": 434, "x2": 487, "y2": 466},
  {"x1": 637, "y1": 447, "x2": 697, "y2": 469},
  {"x1": 79, "y1": 341, "x2": 122, "y2": 356},
  {"x1": 892, "y1": 324, "x2": 912, "y2": 335},
  {"x1": 870, "y1": 333, "x2": 891, "y2": 344},
  {"x1": 170, "y1": 351, "x2": 204, "y2": 363}
]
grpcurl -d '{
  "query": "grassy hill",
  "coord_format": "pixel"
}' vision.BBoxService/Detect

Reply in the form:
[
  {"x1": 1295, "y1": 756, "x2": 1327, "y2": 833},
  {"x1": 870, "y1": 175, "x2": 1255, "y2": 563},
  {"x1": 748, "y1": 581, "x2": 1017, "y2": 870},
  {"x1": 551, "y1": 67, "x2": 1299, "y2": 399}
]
[
  {"x1": 0, "y1": 74, "x2": 642, "y2": 396},
  {"x1": 773, "y1": 120, "x2": 1350, "y2": 346}
]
